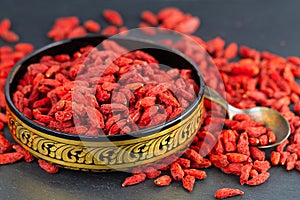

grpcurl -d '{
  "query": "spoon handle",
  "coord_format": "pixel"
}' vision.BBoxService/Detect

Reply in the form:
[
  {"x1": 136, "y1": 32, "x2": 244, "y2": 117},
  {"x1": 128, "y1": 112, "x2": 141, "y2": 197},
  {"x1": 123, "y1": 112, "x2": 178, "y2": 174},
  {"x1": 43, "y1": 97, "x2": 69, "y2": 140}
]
[{"x1": 204, "y1": 86, "x2": 229, "y2": 110}]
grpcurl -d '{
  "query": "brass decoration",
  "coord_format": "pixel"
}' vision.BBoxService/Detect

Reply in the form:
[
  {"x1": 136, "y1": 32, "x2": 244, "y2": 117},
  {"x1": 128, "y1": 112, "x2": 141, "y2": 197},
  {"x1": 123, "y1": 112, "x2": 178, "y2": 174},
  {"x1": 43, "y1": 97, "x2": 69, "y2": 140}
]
[{"x1": 6, "y1": 99, "x2": 203, "y2": 171}]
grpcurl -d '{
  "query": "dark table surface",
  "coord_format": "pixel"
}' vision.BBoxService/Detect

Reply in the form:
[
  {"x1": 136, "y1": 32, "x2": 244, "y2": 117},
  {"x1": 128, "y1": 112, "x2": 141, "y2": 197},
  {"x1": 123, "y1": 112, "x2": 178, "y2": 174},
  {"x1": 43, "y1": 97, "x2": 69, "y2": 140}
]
[{"x1": 0, "y1": 0, "x2": 299, "y2": 200}]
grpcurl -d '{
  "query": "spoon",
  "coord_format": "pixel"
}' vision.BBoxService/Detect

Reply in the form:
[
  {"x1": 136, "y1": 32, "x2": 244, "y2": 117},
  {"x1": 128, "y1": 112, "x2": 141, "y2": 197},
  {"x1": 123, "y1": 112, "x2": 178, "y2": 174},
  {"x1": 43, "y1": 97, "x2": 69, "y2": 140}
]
[{"x1": 204, "y1": 86, "x2": 290, "y2": 148}]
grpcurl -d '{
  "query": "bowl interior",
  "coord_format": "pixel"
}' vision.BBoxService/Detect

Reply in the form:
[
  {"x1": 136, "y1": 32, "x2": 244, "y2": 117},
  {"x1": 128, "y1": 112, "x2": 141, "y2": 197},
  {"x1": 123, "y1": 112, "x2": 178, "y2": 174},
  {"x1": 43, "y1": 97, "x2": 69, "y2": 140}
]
[{"x1": 6, "y1": 35, "x2": 204, "y2": 141}]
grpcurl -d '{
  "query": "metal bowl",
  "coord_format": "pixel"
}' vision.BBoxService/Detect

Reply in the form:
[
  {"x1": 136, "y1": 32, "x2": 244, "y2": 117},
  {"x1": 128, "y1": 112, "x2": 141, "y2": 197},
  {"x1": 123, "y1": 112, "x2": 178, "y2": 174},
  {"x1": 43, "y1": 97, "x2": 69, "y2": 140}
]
[{"x1": 5, "y1": 35, "x2": 205, "y2": 172}]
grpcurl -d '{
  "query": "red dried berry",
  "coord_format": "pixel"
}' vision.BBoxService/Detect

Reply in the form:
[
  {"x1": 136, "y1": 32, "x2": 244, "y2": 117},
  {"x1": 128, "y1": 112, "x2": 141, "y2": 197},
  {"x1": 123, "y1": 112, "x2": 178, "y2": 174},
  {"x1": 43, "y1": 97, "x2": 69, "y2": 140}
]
[
  {"x1": 103, "y1": 9, "x2": 123, "y2": 26},
  {"x1": 38, "y1": 159, "x2": 59, "y2": 174},
  {"x1": 215, "y1": 188, "x2": 244, "y2": 199},
  {"x1": 84, "y1": 20, "x2": 101, "y2": 32},
  {"x1": 154, "y1": 175, "x2": 172, "y2": 186},
  {"x1": 122, "y1": 173, "x2": 146, "y2": 187}
]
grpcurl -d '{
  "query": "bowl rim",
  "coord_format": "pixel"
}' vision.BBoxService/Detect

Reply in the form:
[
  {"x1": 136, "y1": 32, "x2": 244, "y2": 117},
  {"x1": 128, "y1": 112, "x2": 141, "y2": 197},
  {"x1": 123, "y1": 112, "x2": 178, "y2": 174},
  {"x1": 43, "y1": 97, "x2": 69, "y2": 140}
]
[{"x1": 5, "y1": 34, "x2": 205, "y2": 142}]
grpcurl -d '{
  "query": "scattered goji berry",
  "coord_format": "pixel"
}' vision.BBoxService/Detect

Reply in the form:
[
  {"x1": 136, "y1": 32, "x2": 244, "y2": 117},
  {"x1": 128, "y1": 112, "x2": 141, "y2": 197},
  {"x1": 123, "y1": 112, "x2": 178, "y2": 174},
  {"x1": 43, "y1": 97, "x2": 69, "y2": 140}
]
[
  {"x1": 215, "y1": 188, "x2": 244, "y2": 199},
  {"x1": 246, "y1": 172, "x2": 270, "y2": 186},
  {"x1": 84, "y1": 20, "x2": 101, "y2": 32},
  {"x1": 122, "y1": 173, "x2": 147, "y2": 187},
  {"x1": 270, "y1": 151, "x2": 281, "y2": 166},
  {"x1": 12, "y1": 144, "x2": 34, "y2": 162},
  {"x1": 38, "y1": 159, "x2": 59, "y2": 174},
  {"x1": 240, "y1": 163, "x2": 252, "y2": 185},
  {"x1": 183, "y1": 169, "x2": 207, "y2": 180},
  {"x1": 182, "y1": 175, "x2": 195, "y2": 192},
  {"x1": 141, "y1": 10, "x2": 158, "y2": 26},
  {"x1": 154, "y1": 175, "x2": 172, "y2": 186},
  {"x1": 170, "y1": 162, "x2": 184, "y2": 181},
  {"x1": 103, "y1": 9, "x2": 123, "y2": 26},
  {"x1": 286, "y1": 153, "x2": 298, "y2": 171},
  {"x1": 0, "y1": 152, "x2": 23, "y2": 164},
  {"x1": 253, "y1": 160, "x2": 271, "y2": 173},
  {"x1": 145, "y1": 167, "x2": 161, "y2": 179}
]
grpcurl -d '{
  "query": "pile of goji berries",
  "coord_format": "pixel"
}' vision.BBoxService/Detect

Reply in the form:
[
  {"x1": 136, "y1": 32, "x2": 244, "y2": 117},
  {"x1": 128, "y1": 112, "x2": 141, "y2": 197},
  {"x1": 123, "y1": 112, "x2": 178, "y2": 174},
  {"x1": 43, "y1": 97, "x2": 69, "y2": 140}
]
[
  {"x1": 1, "y1": 6, "x2": 300, "y2": 199},
  {"x1": 13, "y1": 40, "x2": 197, "y2": 135}
]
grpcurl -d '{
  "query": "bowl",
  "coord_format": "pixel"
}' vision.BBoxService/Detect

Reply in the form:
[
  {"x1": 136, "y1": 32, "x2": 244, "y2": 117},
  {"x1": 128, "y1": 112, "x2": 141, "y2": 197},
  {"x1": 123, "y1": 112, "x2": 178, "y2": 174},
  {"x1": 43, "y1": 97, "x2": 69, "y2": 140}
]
[{"x1": 5, "y1": 35, "x2": 205, "y2": 172}]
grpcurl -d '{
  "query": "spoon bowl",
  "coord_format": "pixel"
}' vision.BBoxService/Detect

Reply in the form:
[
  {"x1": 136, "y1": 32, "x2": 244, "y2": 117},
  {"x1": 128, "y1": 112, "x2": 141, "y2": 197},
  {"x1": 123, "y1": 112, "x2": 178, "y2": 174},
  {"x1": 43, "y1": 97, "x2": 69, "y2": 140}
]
[{"x1": 204, "y1": 87, "x2": 290, "y2": 148}]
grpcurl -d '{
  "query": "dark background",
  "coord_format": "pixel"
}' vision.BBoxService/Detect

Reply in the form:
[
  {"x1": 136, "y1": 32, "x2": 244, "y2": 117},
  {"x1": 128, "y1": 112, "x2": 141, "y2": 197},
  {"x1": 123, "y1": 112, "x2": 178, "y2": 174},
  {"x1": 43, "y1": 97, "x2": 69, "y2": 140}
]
[{"x1": 0, "y1": 0, "x2": 299, "y2": 199}]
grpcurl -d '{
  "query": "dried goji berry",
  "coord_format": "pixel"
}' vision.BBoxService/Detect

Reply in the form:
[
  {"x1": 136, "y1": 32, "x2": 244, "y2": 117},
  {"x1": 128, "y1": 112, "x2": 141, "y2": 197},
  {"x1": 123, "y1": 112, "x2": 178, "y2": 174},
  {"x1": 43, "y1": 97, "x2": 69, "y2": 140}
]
[
  {"x1": 246, "y1": 171, "x2": 270, "y2": 186},
  {"x1": 226, "y1": 153, "x2": 248, "y2": 163},
  {"x1": 253, "y1": 160, "x2": 271, "y2": 172},
  {"x1": 215, "y1": 188, "x2": 244, "y2": 199},
  {"x1": 12, "y1": 144, "x2": 34, "y2": 162},
  {"x1": 250, "y1": 147, "x2": 265, "y2": 161},
  {"x1": 122, "y1": 173, "x2": 147, "y2": 187},
  {"x1": 210, "y1": 154, "x2": 229, "y2": 168},
  {"x1": 270, "y1": 151, "x2": 281, "y2": 166},
  {"x1": 286, "y1": 153, "x2": 298, "y2": 171},
  {"x1": 240, "y1": 163, "x2": 252, "y2": 185},
  {"x1": 84, "y1": 20, "x2": 101, "y2": 32},
  {"x1": 183, "y1": 169, "x2": 207, "y2": 180},
  {"x1": 103, "y1": 9, "x2": 123, "y2": 26},
  {"x1": 221, "y1": 163, "x2": 243, "y2": 176},
  {"x1": 145, "y1": 167, "x2": 161, "y2": 179},
  {"x1": 182, "y1": 175, "x2": 195, "y2": 192},
  {"x1": 0, "y1": 30, "x2": 19, "y2": 42},
  {"x1": 141, "y1": 10, "x2": 158, "y2": 26},
  {"x1": 170, "y1": 162, "x2": 184, "y2": 181},
  {"x1": 0, "y1": 152, "x2": 24, "y2": 165},
  {"x1": 183, "y1": 148, "x2": 203, "y2": 164},
  {"x1": 38, "y1": 159, "x2": 59, "y2": 173},
  {"x1": 279, "y1": 152, "x2": 291, "y2": 165},
  {"x1": 0, "y1": 133, "x2": 11, "y2": 153},
  {"x1": 154, "y1": 175, "x2": 172, "y2": 186},
  {"x1": 176, "y1": 158, "x2": 191, "y2": 169}
]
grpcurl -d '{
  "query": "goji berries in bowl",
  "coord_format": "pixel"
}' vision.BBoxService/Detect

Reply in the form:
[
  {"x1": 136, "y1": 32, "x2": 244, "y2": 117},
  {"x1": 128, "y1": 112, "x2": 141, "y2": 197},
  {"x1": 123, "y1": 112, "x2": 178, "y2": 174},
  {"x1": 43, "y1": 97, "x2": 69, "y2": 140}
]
[{"x1": 5, "y1": 35, "x2": 205, "y2": 172}]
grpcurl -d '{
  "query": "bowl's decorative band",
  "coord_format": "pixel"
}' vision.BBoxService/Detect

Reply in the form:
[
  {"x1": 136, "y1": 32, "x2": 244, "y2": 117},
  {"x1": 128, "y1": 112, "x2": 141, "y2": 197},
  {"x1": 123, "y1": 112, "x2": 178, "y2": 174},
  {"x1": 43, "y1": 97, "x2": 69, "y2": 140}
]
[{"x1": 6, "y1": 99, "x2": 203, "y2": 171}]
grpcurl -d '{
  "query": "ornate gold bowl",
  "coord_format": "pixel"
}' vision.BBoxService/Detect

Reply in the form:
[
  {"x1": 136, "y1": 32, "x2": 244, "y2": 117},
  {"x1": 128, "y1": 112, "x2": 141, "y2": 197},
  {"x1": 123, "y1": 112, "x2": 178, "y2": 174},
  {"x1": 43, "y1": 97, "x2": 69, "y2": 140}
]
[{"x1": 5, "y1": 35, "x2": 205, "y2": 172}]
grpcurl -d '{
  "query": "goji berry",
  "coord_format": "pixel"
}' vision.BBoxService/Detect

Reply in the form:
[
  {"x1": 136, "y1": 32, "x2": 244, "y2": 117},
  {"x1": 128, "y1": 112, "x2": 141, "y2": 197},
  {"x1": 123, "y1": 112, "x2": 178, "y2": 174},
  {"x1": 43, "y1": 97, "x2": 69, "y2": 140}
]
[
  {"x1": 215, "y1": 188, "x2": 244, "y2": 199},
  {"x1": 246, "y1": 171, "x2": 270, "y2": 186},
  {"x1": 182, "y1": 175, "x2": 195, "y2": 192},
  {"x1": 226, "y1": 153, "x2": 248, "y2": 163},
  {"x1": 210, "y1": 154, "x2": 229, "y2": 168},
  {"x1": 221, "y1": 163, "x2": 243, "y2": 176},
  {"x1": 12, "y1": 144, "x2": 34, "y2": 163},
  {"x1": 250, "y1": 147, "x2": 265, "y2": 161},
  {"x1": 101, "y1": 26, "x2": 119, "y2": 35},
  {"x1": 253, "y1": 160, "x2": 271, "y2": 172},
  {"x1": 170, "y1": 162, "x2": 184, "y2": 181},
  {"x1": 154, "y1": 175, "x2": 172, "y2": 186},
  {"x1": 240, "y1": 163, "x2": 252, "y2": 185},
  {"x1": 103, "y1": 9, "x2": 123, "y2": 26},
  {"x1": 279, "y1": 152, "x2": 291, "y2": 165},
  {"x1": 141, "y1": 10, "x2": 158, "y2": 26},
  {"x1": 183, "y1": 148, "x2": 203, "y2": 164},
  {"x1": 224, "y1": 43, "x2": 238, "y2": 60},
  {"x1": 122, "y1": 173, "x2": 147, "y2": 187},
  {"x1": 183, "y1": 169, "x2": 207, "y2": 180},
  {"x1": 286, "y1": 153, "x2": 298, "y2": 171},
  {"x1": 270, "y1": 151, "x2": 281, "y2": 166},
  {"x1": 144, "y1": 167, "x2": 161, "y2": 179},
  {"x1": 0, "y1": 132, "x2": 11, "y2": 153},
  {"x1": 0, "y1": 152, "x2": 24, "y2": 165},
  {"x1": 84, "y1": 20, "x2": 101, "y2": 32},
  {"x1": 176, "y1": 158, "x2": 191, "y2": 169},
  {"x1": 38, "y1": 159, "x2": 59, "y2": 174}
]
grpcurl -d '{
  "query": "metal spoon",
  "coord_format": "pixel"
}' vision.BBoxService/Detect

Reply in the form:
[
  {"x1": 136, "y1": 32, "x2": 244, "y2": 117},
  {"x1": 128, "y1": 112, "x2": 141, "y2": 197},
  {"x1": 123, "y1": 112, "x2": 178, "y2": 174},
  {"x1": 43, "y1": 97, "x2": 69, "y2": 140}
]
[{"x1": 204, "y1": 87, "x2": 290, "y2": 148}]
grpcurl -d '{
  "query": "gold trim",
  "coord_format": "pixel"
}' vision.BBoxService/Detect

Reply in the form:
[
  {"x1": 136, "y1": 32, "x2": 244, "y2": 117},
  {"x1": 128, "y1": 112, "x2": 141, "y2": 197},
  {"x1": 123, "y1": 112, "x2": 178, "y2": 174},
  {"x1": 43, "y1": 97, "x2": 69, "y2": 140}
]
[{"x1": 6, "y1": 98, "x2": 203, "y2": 171}]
